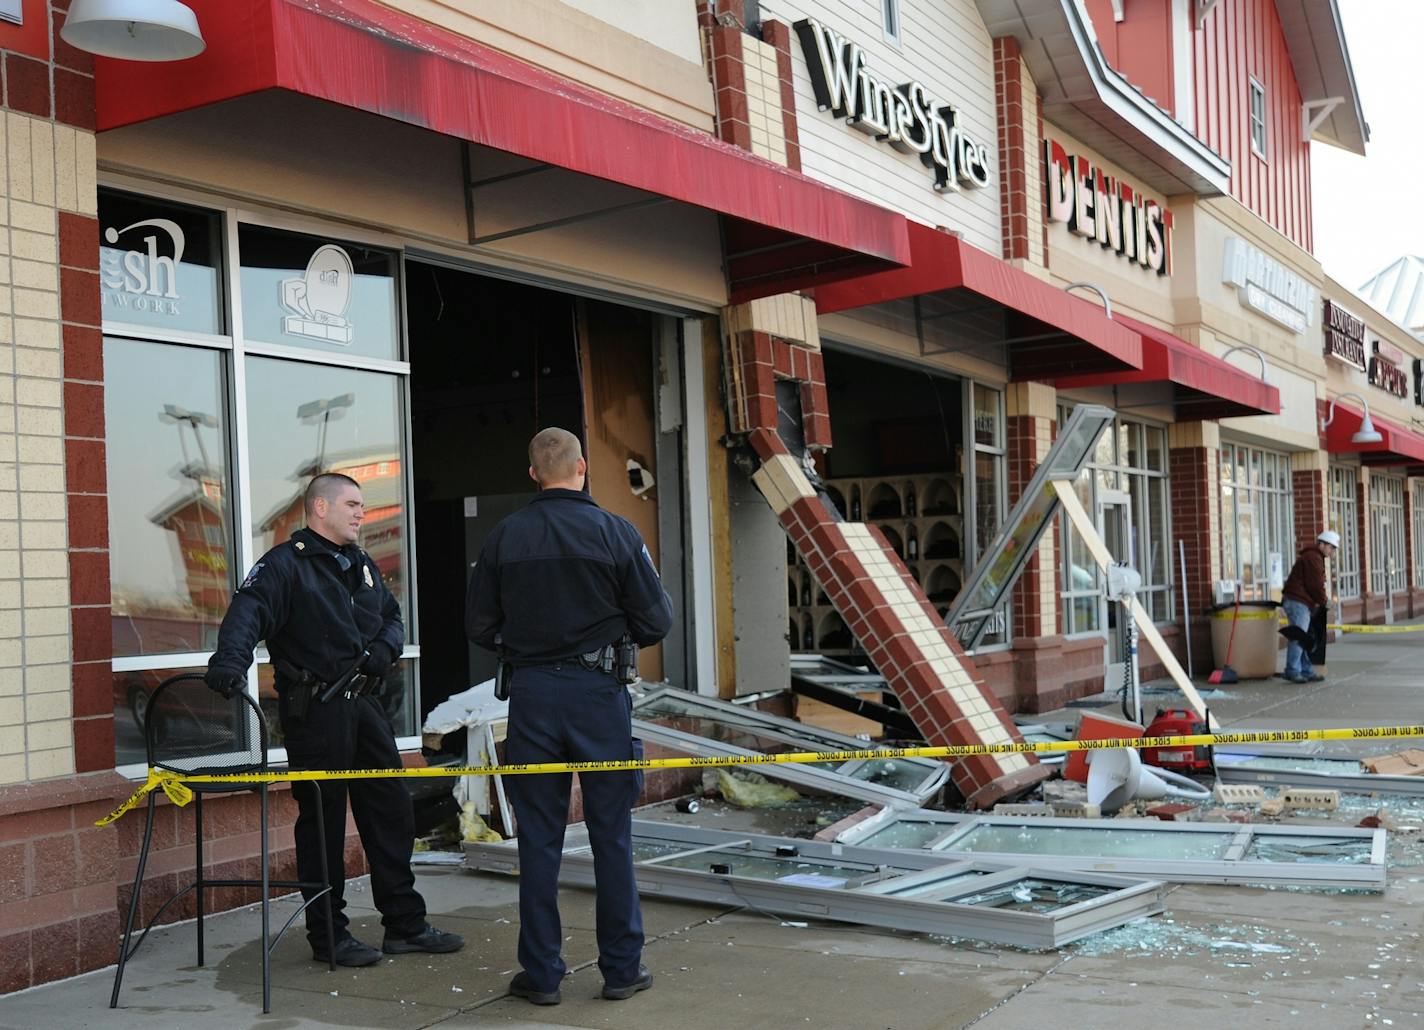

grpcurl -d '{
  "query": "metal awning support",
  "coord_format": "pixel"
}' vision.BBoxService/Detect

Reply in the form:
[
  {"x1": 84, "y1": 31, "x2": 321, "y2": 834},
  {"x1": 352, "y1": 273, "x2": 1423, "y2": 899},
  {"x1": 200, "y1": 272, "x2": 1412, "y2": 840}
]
[
  {"x1": 631, "y1": 687, "x2": 949, "y2": 808},
  {"x1": 463, "y1": 820, "x2": 1167, "y2": 949},
  {"x1": 833, "y1": 809, "x2": 1387, "y2": 891}
]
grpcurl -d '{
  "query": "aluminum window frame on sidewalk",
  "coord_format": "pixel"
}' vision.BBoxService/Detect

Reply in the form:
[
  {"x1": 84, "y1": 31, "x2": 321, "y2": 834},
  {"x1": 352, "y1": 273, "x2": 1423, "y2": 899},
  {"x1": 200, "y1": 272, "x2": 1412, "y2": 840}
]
[
  {"x1": 462, "y1": 820, "x2": 1167, "y2": 950},
  {"x1": 630, "y1": 687, "x2": 950, "y2": 808},
  {"x1": 832, "y1": 809, "x2": 1387, "y2": 890}
]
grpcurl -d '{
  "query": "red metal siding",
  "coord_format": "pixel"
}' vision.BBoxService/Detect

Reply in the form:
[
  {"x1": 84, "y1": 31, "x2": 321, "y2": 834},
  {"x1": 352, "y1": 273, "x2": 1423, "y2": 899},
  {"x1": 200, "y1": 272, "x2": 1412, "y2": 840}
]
[
  {"x1": 1194, "y1": 0, "x2": 1312, "y2": 251},
  {"x1": 1082, "y1": 0, "x2": 1176, "y2": 114}
]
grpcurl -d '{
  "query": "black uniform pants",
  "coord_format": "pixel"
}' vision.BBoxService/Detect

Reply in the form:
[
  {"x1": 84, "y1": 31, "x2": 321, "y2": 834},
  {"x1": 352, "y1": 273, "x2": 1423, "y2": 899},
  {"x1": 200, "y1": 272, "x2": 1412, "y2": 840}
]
[
  {"x1": 279, "y1": 691, "x2": 426, "y2": 945},
  {"x1": 503, "y1": 663, "x2": 644, "y2": 993}
]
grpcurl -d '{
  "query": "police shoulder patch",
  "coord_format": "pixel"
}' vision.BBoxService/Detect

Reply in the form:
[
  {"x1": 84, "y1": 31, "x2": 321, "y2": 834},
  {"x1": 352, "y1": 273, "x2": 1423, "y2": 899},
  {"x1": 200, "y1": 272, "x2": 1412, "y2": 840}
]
[{"x1": 240, "y1": 562, "x2": 265, "y2": 590}]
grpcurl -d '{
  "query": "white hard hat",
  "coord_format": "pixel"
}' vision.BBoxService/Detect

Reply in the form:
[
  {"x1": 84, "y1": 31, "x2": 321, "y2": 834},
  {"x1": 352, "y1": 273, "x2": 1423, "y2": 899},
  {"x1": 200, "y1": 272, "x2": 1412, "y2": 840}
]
[{"x1": 1318, "y1": 530, "x2": 1341, "y2": 548}]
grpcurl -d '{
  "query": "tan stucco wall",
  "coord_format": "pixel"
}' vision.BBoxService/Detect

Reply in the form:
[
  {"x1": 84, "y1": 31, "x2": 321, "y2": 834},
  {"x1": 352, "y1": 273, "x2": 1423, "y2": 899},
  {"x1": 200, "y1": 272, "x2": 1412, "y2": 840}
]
[{"x1": 375, "y1": 0, "x2": 714, "y2": 131}]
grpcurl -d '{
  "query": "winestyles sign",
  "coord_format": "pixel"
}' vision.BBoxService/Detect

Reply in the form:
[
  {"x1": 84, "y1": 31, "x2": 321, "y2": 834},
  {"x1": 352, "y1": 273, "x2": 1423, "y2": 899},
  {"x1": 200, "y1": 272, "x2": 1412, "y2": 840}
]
[
  {"x1": 1044, "y1": 139, "x2": 1174, "y2": 276},
  {"x1": 792, "y1": 19, "x2": 991, "y2": 194}
]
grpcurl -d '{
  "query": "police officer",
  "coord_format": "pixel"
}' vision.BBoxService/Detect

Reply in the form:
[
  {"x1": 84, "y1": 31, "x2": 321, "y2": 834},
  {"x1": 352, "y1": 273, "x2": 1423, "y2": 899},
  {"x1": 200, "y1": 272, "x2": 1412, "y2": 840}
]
[
  {"x1": 205, "y1": 472, "x2": 464, "y2": 967},
  {"x1": 466, "y1": 428, "x2": 673, "y2": 1006}
]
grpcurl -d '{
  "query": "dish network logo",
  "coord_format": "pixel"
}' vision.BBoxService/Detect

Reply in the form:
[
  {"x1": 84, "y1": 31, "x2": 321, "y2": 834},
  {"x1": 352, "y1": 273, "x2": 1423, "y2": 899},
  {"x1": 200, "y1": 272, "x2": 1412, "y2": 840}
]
[{"x1": 1044, "y1": 140, "x2": 1173, "y2": 276}]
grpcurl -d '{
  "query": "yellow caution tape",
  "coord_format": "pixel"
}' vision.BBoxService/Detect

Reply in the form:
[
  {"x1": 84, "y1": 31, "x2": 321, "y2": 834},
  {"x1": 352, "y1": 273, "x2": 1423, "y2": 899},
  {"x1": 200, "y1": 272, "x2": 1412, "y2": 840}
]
[
  {"x1": 1329, "y1": 622, "x2": 1424, "y2": 633},
  {"x1": 95, "y1": 723, "x2": 1424, "y2": 827}
]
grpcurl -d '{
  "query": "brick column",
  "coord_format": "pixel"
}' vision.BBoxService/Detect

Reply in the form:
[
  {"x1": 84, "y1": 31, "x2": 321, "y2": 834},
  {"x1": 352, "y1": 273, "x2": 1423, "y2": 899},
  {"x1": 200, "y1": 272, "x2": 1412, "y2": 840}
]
[
  {"x1": 993, "y1": 36, "x2": 1045, "y2": 269},
  {"x1": 1291, "y1": 449, "x2": 1328, "y2": 602},
  {"x1": 1168, "y1": 421, "x2": 1221, "y2": 664},
  {"x1": 724, "y1": 297, "x2": 1048, "y2": 808},
  {"x1": 698, "y1": 2, "x2": 799, "y2": 167},
  {"x1": 1407, "y1": 478, "x2": 1421, "y2": 617},
  {"x1": 1004, "y1": 381, "x2": 1071, "y2": 710},
  {"x1": 1357, "y1": 468, "x2": 1378, "y2": 621}
]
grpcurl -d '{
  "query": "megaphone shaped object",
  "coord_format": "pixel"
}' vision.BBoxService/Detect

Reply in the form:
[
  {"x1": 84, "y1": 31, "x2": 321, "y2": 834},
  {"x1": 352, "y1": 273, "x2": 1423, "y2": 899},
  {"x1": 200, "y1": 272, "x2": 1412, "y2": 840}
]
[{"x1": 1086, "y1": 748, "x2": 1211, "y2": 814}]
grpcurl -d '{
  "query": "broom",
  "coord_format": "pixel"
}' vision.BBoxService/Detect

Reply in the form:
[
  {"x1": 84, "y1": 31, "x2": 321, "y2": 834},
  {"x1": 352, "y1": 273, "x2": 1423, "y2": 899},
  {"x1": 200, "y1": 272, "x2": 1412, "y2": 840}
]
[{"x1": 1208, "y1": 587, "x2": 1241, "y2": 685}]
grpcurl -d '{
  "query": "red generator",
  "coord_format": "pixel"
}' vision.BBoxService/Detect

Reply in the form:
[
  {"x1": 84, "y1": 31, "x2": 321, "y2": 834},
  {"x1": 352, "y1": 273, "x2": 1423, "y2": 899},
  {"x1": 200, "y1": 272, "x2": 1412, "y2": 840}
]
[{"x1": 1140, "y1": 709, "x2": 1213, "y2": 773}]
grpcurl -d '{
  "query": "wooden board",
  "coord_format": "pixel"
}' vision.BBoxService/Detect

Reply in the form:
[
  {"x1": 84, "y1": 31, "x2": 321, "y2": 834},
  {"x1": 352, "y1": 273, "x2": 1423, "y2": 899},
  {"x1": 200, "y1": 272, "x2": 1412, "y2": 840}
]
[
  {"x1": 1053, "y1": 479, "x2": 1217, "y2": 728},
  {"x1": 578, "y1": 298, "x2": 663, "y2": 680}
]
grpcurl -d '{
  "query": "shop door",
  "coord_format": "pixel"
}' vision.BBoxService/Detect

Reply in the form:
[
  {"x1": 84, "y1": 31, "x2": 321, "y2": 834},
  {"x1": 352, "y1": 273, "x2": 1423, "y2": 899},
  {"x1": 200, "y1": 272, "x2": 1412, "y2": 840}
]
[{"x1": 1099, "y1": 490, "x2": 1133, "y2": 696}]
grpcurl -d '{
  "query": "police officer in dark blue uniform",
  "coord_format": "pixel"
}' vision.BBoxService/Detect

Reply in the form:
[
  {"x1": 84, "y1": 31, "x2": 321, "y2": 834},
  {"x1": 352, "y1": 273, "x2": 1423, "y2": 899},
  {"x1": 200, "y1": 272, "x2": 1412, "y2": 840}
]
[
  {"x1": 205, "y1": 472, "x2": 464, "y2": 967},
  {"x1": 466, "y1": 428, "x2": 673, "y2": 1006}
]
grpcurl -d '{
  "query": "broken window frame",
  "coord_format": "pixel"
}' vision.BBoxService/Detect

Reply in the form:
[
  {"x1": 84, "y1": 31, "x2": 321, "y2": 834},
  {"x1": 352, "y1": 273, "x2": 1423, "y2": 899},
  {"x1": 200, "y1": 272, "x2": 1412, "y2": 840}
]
[
  {"x1": 1214, "y1": 747, "x2": 1424, "y2": 797},
  {"x1": 948, "y1": 403, "x2": 1117, "y2": 651},
  {"x1": 833, "y1": 808, "x2": 1387, "y2": 890},
  {"x1": 462, "y1": 819, "x2": 1166, "y2": 950},
  {"x1": 631, "y1": 686, "x2": 950, "y2": 807}
]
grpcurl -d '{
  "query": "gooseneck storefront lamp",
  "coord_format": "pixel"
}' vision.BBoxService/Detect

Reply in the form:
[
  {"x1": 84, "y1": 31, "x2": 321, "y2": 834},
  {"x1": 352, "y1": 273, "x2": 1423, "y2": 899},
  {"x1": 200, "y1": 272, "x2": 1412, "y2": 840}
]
[
  {"x1": 60, "y1": 0, "x2": 205, "y2": 62},
  {"x1": 1320, "y1": 392, "x2": 1385, "y2": 445}
]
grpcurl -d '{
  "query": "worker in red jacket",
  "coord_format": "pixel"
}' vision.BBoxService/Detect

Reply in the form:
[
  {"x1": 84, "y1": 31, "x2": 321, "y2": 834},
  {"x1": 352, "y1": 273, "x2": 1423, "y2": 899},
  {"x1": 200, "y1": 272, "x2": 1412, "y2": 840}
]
[{"x1": 1279, "y1": 530, "x2": 1338, "y2": 683}]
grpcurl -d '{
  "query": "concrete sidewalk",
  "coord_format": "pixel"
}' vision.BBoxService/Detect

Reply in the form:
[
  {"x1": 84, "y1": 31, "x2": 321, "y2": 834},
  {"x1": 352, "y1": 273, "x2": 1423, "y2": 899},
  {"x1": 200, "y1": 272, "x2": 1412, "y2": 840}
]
[{"x1": 3, "y1": 630, "x2": 1422, "y2": 1029}]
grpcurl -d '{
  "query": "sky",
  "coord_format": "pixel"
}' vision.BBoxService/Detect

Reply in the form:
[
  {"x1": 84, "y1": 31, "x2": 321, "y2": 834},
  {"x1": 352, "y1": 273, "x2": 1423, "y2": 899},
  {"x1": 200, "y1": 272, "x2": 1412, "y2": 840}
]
[{"x1": 1310, "y1": 0, "x2": 1424, "y2": 293}]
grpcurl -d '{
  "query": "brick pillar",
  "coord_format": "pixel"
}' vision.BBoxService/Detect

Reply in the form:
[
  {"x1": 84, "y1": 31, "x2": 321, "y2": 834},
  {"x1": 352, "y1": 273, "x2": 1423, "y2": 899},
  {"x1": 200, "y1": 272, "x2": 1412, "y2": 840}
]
[
  {"x1": 1003, "y1": 381, "x2": 1069, "y2": 711},
  {"x1": 0, "y1": 2, "x2": 103, "y2": 787},
  {"x1": 1291, "y1": 449, "x2": 1328, "y2": 601},
  {"x1": 993, "y1": 36, "x2": 1045, "y2": 268},
  {"x1": 699, "y1": 3, "x2": 800, "y2": 168},
  {"x1": 724, "y1": 297, "x2": 1049, "y2": 808},
  {"x1": 1168, "y1": 421, "x2": 1221, "y2": 664},
  {"x1": 748, "y1": 431, "x2": 1047, "y2": 808},
  {"x1": 1357, "y1": 468, "x2": 1376, "y2": 621},
  {"x1": 1407, "y1": 478, "x2": 1420, "y2": 617}
]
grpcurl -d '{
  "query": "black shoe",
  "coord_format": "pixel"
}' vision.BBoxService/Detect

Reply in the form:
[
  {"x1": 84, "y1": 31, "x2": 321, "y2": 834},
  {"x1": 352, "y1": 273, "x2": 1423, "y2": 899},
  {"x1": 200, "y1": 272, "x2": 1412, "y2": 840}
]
[
  {"x1": 602, "y1": 964, "x2": 653, "y2": 1000},
  {"x1": 509, "y1": 971, "x2": 561, "y2": 1006},
  {"x1": 312, "y1": 937, "x2": 382, "y2": 967},
  {"x1": 1303, "y1": 673, "x2": 1325, "y2": 683},
  {"x1": 1282, "y1": 673, "x2": 1306, "y2": 684},
  {"x1": 382, "y1": 923, "x2": 465, "y2": 954}
]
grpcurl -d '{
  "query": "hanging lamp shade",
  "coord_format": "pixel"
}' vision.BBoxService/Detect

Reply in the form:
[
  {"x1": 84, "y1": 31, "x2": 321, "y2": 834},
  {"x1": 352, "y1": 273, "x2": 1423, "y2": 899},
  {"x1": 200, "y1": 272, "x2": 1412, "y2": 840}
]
[
  {"x1": 1352, "y1": 412, "x2": 1384, "y2": 445},
  {"x1": 60, "y1": 0, "x2": 205, "y2": 62}
]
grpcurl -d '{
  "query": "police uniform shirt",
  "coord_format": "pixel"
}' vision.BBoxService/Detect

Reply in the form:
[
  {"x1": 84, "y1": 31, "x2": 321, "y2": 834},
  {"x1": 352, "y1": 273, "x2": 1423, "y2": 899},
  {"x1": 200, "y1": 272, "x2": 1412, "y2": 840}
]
[
  {"x1": 210, "y1": 526, "x2": 403, "y2": 684},
  {"x1": 465, "y1": 488, "x2": 673, "y2": 663}
]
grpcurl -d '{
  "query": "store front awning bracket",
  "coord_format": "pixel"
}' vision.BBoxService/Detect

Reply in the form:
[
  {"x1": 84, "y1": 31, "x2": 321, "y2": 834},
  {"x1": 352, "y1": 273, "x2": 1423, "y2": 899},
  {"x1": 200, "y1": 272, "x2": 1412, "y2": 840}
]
[{"x1": 469, "y1": 196, "x2": 672, "y2": 247}]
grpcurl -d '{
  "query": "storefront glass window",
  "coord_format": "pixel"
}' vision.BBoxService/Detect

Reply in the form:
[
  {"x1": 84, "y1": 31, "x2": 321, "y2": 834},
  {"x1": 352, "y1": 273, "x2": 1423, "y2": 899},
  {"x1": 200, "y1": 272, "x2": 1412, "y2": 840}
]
[
  {"x1": 1060, "y1": 412, "x2": 1172, "y2": 632},
  {"x1": 1413, "y1": 482, "x2": 1424, "y2": 589},
  {"x1": 103, "y1": 191, "x2": 419, "y2": 769},
  {"x1": 244, "y1": 357, "x2": 408, "y2": 619},
  {"x1": 105, "y1": 337, "x2": 233, "y2": 658},
  {"x1": 1368, "y1": 473, "x2": 1406, "y2": 596},
  {"x1": 1219, "y1": 442, "x2": 1294, "y2": 601},
  {"x1": 238, "y1": 224, "x2": 400, "y2": 360},
  {"x1": 1328, "y1": 465, "x2": 1360, "y2": 599},
  {"x1": 100, "y1": 192, "x2": 224, "y2": 336},
  {"x1": 970, "y1": 384, "x2": 1007, "y2": 646}
]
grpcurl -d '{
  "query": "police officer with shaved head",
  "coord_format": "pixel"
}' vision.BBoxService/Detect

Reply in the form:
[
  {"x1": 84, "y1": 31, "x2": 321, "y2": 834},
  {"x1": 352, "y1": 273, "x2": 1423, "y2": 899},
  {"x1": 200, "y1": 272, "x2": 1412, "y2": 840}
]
[
  {"x1": 205, "y1": 472, "x2": 464, "y2": 967},
  {"x1": 467, "y1": 427, "x2": 673, "y2": 1006}
]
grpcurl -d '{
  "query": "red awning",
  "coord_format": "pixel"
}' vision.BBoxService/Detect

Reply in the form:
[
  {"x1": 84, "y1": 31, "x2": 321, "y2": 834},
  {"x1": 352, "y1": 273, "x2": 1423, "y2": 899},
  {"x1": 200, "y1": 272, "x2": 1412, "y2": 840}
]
[
  {"x1": 814, "y1": 221, "x2": 1142, "y2": 380},
  {"x1": 1055, "y1": 314, "x2": 1281, "y2": 420},
  {"x1": 1323, "y1": 400, "x2": 1424, "y2": 465},
  {"x1": 93, "y1": 0, "x2": 909, "y2": 303}
]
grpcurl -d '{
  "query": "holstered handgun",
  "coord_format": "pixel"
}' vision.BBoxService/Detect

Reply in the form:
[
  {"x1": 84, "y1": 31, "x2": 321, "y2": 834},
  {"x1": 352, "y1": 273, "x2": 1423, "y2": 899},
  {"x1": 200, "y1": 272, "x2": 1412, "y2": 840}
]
[
  {"x1": 494, "y1": 656, "x2": 513, "y2": 701},
  {"x1": 274, "y1": 656, "x2": 316, "y2": 720},
  {"x1": 614, "y1": 634, "x2": 639, "y2": 685}
]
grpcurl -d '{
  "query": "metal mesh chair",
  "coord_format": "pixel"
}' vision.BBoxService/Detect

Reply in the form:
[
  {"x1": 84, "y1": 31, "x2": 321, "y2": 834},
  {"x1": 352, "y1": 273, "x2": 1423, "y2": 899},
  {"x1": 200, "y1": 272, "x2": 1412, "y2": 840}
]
[{"x1": 110, "y1": 673, "x2": 336, "y2": 1013}]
